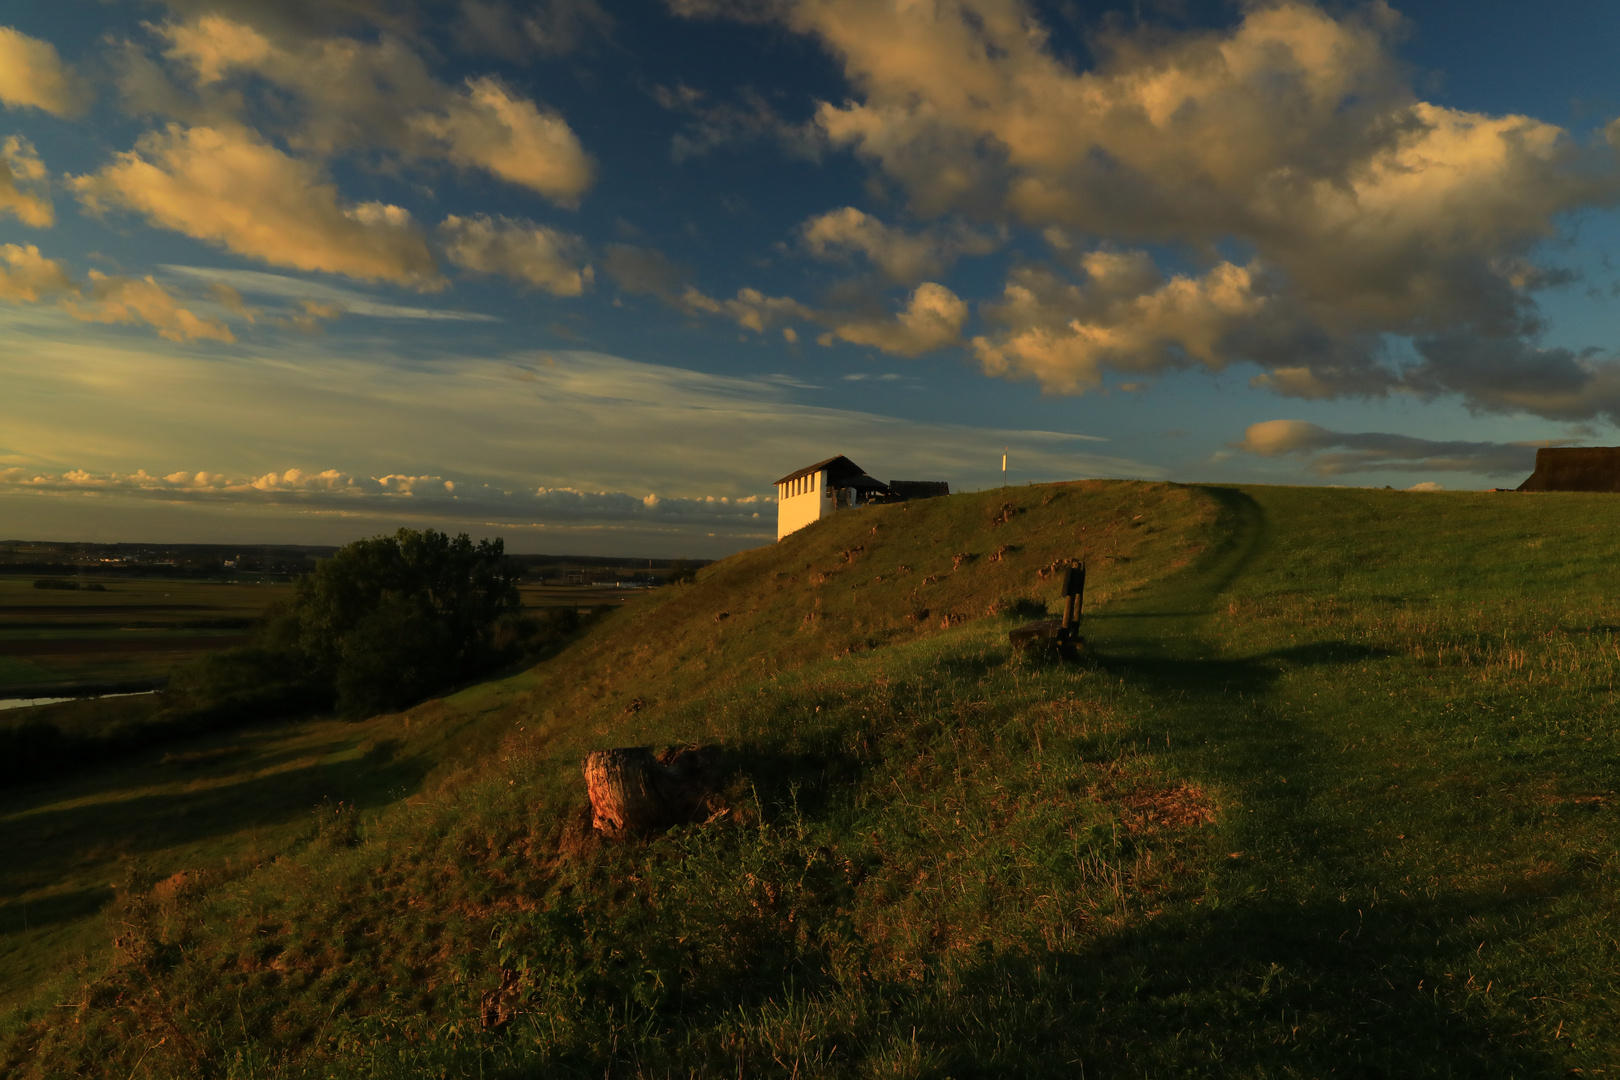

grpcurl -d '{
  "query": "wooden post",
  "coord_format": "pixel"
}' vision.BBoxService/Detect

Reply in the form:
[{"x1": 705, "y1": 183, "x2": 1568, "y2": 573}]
[{"x1": 1059, "y1": 564, "x2": 1085, "y2": 639}]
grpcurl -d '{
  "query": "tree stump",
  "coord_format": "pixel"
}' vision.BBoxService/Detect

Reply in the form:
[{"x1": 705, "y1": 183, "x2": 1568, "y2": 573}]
[{"x1": 583, "y1": 745, "x2": 716, "y2": 837}]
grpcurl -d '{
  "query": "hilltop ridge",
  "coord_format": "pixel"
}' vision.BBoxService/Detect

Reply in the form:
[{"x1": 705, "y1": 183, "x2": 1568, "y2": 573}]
[{"x1": 13, "y1": 481, "x2": 1620, "y2": 1076}]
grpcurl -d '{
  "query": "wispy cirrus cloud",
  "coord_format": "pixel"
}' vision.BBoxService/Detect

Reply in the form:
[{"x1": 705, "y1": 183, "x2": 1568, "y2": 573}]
[{"x1": 161, "y1": 265, "x2": 500, "y2": 322}]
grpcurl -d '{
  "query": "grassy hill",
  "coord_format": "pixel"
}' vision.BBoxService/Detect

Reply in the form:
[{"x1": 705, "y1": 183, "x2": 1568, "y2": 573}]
[{"x1": 6, "y1": 480, "x2": 1620, "y2": 1077}]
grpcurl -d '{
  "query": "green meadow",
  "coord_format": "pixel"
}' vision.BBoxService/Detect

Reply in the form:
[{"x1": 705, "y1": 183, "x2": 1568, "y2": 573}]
[
  {"x1": 0, "y1": 577, "x2": 287, "y2": 690},
  {"x1": 5, "y1": 480, "x2": 1620, "y2": 1077}
]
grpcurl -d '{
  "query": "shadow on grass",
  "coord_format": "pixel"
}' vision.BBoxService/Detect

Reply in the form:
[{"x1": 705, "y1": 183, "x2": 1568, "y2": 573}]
[
  {"x1": 935, "y1": 882, "x2": 1568, "y2": 1077},
  {"x1": 0, "y1": 887, "x2": 115, "y2": 938},
  {"x1": 0, "y1": 737, "x2": 427, "y2": 891}
]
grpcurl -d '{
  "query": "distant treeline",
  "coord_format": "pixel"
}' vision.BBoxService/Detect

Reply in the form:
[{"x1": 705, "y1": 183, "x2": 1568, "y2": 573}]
[{"x1": 33, "y1": 579, "x2": 107, "y2": 591}]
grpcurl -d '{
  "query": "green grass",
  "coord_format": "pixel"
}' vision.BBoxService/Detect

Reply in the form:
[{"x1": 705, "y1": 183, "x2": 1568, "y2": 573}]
[
  {"x1": 8, "y1": 481, "x2": 1620, "y2": 1076},
  {"x1": 0, "y1": 577, "x2": 291, "y2": 689}
]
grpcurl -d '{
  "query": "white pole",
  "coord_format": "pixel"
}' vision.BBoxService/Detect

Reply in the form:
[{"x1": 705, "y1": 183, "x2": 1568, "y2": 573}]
[{"x1": 1002, "y1": 447, "x2": 1008, "y2": 486}]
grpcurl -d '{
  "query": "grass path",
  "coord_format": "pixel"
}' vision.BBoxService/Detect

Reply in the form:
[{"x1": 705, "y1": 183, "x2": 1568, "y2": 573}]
[{"x1": 1074, "y1": 485, "x2": 1619, "y2": 1075}]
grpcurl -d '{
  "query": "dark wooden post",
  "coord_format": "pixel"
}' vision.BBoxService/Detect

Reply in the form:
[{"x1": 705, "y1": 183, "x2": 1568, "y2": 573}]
[
  {"x1": 1060, "y1": 564, "x2": 1085, "y2": 639},
  {"x1": 1009, "y1": 560, "x2": 1086, "y2": 659}
]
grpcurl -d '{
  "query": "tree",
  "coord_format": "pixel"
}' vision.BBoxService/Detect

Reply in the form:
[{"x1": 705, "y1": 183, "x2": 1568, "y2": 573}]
[{"x1": 285, "y1": 528, "x2": 521, "y2": 716}]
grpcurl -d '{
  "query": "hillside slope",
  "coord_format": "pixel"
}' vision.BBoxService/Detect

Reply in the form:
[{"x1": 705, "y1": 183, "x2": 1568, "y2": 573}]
[{"x1": 11, "y1": 481, "x2": 1620, "y2": 1077}]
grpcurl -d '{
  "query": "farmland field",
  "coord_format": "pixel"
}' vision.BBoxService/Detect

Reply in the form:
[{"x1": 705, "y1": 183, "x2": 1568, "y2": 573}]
[
  {"x1": 0, "y1": 578, "x2": 285, "y2": 692},
  {"x1": 0, "y1": 576, "x2": 636, "y2": 695}
]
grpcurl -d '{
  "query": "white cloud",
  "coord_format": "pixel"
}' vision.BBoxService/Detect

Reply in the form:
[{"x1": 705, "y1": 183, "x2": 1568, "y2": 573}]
[
  {"x1": 0, "y1": 136, "x2": 52, "y2": 227},
  {"x1": 0, "y1": 27, "x2": 91, "y2": 117},
  {"x1": 71, "y1": 124, "x2": 442, "y2": 288},
  {"x1": 439, "y1": 214, "x2": 593, "y2": 295}
]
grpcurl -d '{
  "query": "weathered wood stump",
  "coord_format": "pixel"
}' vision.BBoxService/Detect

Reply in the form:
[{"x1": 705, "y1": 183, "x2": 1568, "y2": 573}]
[
  {"x1": 1009, "y1": 619, "x2": 1085, "y2": 660},
  {"x1": 583, "y1": 745, "x2": 716, "y2": 837}
]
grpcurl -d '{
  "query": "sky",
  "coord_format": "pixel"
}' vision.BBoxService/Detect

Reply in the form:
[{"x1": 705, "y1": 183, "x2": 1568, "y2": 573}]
[{"x1": 5, "y1": 0, "x2": 1620, "y2": 556}]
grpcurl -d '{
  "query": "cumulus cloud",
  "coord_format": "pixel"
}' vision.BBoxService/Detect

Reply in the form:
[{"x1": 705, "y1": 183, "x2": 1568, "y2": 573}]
[
  {"x1": 825, "y1": 281, "x2": 968, "y2": 356},
  {"x1": 64, "y1": 271, "x2": 235, "y2": 343},
  {"x1": 150, "y1": 15, "x2": 593, "y2": 204},
  {"x1": 972, "y1": 257, "x2": 1268, "y2": 392},
  {"x1": 799, "y1": 206, "x2": 997, "y2": 283},
  {"x1": 605, "y1": 239, "x2": 964, "y2": 353},
  {"x1": 693, "y1": 0, "x2": 1620, "y2": 416},
  {"x1": 0, "y1": 136, "x2": 52, "y2": 227},
  {"x1": 439, "y1": 214, "x2": 593, "y2": 295},
  {"x1": 0, "y1": 243, "x2": 75, "y2": 302},
  {"x1": 0, "y1": 27, "x2": 91, "y2": 117},
  {"x1": 0, "y1": 244, "x2": 236, "y2": 342},
  {"x1": 410, "y1": 77, "x2": 594, "y2": 204},
  {"x1": 682, "y1": 286, "x2": 816, "y2": 334},
  {"x1": 71, "y1": 124, "x2": 442, "y2": 288},
  {"x1": 1235, "y1": 419, "x2": 1539, "y2": 477}
]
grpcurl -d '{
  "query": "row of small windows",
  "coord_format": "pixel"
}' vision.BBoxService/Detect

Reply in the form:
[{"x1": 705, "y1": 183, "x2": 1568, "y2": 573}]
[{"x1": 780, "y1": 472, "x2": 819, "y2": 498}]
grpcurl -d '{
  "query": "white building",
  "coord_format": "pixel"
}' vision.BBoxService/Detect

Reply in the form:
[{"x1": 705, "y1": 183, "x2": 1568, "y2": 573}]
[{"x1": 773, "y1": 455, "x2": 890, "y2": 540}]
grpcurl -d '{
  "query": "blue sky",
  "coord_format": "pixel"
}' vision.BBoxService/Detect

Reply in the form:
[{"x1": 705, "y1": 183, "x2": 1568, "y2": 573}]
[{"x1": 4, "y1": 0, "x2": 1620, "y2": 556}]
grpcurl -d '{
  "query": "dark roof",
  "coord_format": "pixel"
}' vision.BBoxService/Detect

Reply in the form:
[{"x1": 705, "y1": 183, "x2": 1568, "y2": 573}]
[
  {"x1": 774, "y1": 455, "x2": 885, "y2": 489},
  {"x1": 1517, "y1": 446, "x2": 1620, "y2": 492}
]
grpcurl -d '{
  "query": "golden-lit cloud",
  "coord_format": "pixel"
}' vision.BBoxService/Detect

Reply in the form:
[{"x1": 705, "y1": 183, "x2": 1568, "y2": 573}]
[
  {"x1": 0, "y1": 244, "x2": 235, "y2": 342},
  {"x1": 411, "y1": 77, "x2": 594, "y2": 204},
  {"x1": 0, "y1": 136, "x2": 52, "y2": 227},
  {"x1": 70, "y1": 123, "x2": 442, "y2": 288},
  {"x1": 828, "y1": 282, "x2": 967, "y2": 356},
  {"x1": 0, "y1": 243, "x2": 75, "y2": 302},
  {"x1": 681, "y1": 285, "x2": 816, "y2": 334},
  {"x1": 799, "y1": 207, "x2": 996, "y2": 283},
  {"x1": 439, "y1": 214, "x2": 593, "y2": 295},
  {"x1": 607, "y1": 240, "x2": 965, "y2": 355},
  {"x1": 0, "y1": 26, "x2": 91, "y2": 117},
  {"x1": 64, "y1": 271, "x2": 235, "y2": 343},
  {"x1": 151, "y1": 15, "x2": 593, "y2": 204},
  {"x1": 693, "y1": 0, "x2": 1620, "y2": 413},
  {"x1": 972, "y1": 257, "x2": 1265, "y2": 392}
]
